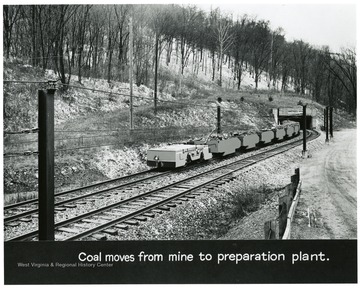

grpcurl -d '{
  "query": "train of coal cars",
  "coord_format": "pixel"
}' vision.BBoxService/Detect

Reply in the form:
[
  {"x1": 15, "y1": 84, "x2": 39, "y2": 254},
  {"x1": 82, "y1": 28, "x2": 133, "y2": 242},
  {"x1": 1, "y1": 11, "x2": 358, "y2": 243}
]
[{"x1": 147, "y1": 122, "x2": 300, "y2": 169}]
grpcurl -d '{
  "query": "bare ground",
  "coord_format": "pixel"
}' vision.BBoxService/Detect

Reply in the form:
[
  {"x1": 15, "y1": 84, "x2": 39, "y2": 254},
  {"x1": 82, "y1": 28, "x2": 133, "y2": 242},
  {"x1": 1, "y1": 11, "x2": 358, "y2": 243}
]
[{"x1": 291, "y1": 129, "x2": 357, "y2": 239}]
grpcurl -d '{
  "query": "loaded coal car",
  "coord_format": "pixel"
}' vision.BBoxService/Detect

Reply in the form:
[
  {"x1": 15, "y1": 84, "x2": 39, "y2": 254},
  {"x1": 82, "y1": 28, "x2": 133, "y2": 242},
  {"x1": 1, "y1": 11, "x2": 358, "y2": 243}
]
[
  {"x1": 205, "y1": 134, "x2": 241, "y2": 157},
  {"x1": 283, "y1": 121, "x2": 300, "y2": 138},
  {"x1": 284, "y1": 123, "x2": 295, "y2": 138},
  {"x1": 146, "y1": 144, "x2": 212, "y2": 169},
  {"x1": 293, "y1": 123, "x2": 300, "y2": 135},
  {"x1": 257, "y1": 129, "x2": 275, "y2": 146},
  {"x1": 236, "y1": 132, "x2": 260, "y2": 150},
  {"x1": 273, "y1": 126, "x2": 286, "y2": 141}
]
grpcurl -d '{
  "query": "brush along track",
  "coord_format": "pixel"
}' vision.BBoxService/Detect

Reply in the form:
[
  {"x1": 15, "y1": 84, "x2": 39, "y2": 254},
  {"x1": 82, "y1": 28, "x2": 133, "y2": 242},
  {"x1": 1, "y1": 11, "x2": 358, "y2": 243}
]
[{"x1": 6, "y1": 130, "x2": 319, "y2": 241}]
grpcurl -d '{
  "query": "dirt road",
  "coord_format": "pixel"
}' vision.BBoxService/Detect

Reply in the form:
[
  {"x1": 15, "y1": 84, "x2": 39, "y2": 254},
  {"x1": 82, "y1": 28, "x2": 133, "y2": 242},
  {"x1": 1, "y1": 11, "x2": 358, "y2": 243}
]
[{"x1": 291, "y1": 129, "x2": 357, "y2": 239}]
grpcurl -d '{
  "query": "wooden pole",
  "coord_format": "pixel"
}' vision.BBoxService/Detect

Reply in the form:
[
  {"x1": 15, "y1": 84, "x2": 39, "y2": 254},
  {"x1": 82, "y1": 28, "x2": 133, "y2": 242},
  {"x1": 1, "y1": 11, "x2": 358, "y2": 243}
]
[
  {"x1": 129, "y1": 16, "x2": 134, "y2": 130},
  {"x1": 325, "y1": 106, "x2": 329, "y2": 142},
  {"x1": 154, "y1": 33, "x2": 158, "y2": 115},
  {"x1": 330, "y1": 106, "x2": 333, "y2": 138},
  {"x1": 38, "y1": 89, "x2": 55, "y2": 241},
  {"x1": 302, "y1": 105, "x2": 307, "y2": 153},
  {"x1": 217, "y1": 97, "x2": 222, "y2": 134}
]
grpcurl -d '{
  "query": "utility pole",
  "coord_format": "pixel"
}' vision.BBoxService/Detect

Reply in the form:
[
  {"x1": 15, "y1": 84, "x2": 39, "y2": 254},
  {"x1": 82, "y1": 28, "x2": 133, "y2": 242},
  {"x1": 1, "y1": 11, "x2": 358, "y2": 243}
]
[
  {"x1": 298, "y1": 101, "x2": 307, "y2": 158},
  {"x1": 217, "y1": 97, "x2": 222, "y2": 134},
  {"x1": 323, "y1": 108, "x2": 326, "y2": 129},
  {"x1": 129, "y1": 16, "x2": 134, "y2": 130},
  {"x1": 154, "y1": 33, "x2": 158, "y2": 115},
  {"x1": 325, "y1": 106, "x2": 329, "y2": 143},
  {"x1": 268, "y1": 32, "x2": 273, "y2": 90},
  {"x1": 302, "y1": 104, "x2": 307, "y2": 155},
  {"x1": 329, "y1": 106, "x2": 333, "y2": 138},
  {"x1": 277, "y1": 108, "x2": 280, "y2": 125},
  {"x1": 38, "y1": 88, "x2": 56, "y2": 240}
]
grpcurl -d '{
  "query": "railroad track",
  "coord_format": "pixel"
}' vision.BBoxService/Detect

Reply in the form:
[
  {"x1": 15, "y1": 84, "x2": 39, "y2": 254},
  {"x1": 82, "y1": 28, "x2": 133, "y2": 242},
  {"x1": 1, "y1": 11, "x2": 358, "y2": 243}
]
[
  {"x1": 4, "y1": 168, "x2": 170, "y2": 223},
  {"x1": 6, "y1": 130, "x2": 319, "y2": 241}
]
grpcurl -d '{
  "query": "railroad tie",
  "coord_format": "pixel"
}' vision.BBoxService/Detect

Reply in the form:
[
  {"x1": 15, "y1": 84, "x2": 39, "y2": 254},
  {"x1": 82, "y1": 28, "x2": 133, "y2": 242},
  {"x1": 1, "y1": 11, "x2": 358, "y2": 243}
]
[
  {"x1": 98, "y1": 215, "x2": 113, "y2": 220},
  {"x1": 82, "y1": 219, "x2": 104, "y2": 224},
  {"x1": 133, "y1": 216, "x2": 147, "y2": 222},
  {"x1": 19, "y1": 217, "x2": 32, "y2": 222},
  {"x1": 102, "y1": 229, "x2": 118, "y2": 236},
  {"x1": 151, "y1": 209, "x2": 163, "y2": 214},
  {"x1": 115, "y1": 224, "x2": 129, "y2": 230},
  {"x1": 172, "y1": 200, "x2": 183, "y2": 205},
  {"x1": 104, "y1": 211, "x2": 127, "y2": 217},
  {"x1": 189, "y1": 192, "x2": 201, "y2": 196},
  {"x1": 6, "y1": 222, "x2": 20, "y2": 227},
  {"x1": 123, "y1": 220, "x2": 139, "y2": 226},
  {"x1": 91, "y1": 233, "x2": 107, "y2": 240},
  {"x1": 63, "y1": 204, "x2": 77, "y2": 208},
  {"x1": 166, "y1": 203, "x2": 177, "y2": 208},
  {"x1": 73, "y1": 223, "x2": 91, "y2": 229},
  {"x1": 158, "y1": 205, "x2": 170, "y2": 211},
  {"x1": 55, "y1": 207, "x2": 66, "y2": 211},
  {"x1": 57, "y1": 227, "x2": 80, "y2": 234}
]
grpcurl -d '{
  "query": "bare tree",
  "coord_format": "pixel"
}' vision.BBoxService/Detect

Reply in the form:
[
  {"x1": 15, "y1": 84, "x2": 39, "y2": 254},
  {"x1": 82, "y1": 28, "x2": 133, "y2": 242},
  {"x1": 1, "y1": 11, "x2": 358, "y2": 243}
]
[
  {"x1": 212, "y1": 12, "x2": 233, "y2": 87},
  {"x1": 3, "y1": 5, "x2": 21, "y2": 59},
  {"x1": 326, "y1": 49, "x2": 357, "y2": 114},
  {"x1": 249, "y1": 20, "x2": 271, "y2": 90}
]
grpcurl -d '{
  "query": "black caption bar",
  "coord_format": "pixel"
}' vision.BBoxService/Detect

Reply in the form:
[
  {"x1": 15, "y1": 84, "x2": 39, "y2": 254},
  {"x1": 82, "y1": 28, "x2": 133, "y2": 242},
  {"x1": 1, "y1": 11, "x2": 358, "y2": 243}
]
[{"x1": 4, "y1": 240, "x2": 357, "y2": 284}]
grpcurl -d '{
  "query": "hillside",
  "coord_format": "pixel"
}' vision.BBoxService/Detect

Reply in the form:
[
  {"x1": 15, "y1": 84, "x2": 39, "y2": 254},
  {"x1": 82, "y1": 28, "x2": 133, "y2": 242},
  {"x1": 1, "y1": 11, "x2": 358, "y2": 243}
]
[{"x1": 3, "y1": 58, "x2": 356, "y2": 204}]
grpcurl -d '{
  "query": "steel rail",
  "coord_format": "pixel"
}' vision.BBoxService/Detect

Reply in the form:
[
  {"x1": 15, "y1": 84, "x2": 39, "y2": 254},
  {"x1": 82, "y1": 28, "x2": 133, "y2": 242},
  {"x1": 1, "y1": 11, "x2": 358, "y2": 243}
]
[{"x1": 4, "y1": 168, "x2": 166, "y2": 218}]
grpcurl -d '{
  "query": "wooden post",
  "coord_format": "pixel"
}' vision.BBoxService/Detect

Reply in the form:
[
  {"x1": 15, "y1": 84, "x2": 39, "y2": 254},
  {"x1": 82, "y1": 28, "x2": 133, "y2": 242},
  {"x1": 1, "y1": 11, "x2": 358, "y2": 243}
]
[
  {"x1": 264, "y1": 220, "x2": 278, "y2": 239},
  {"x1": 302, "y1": 104, "x2": 307, "y2": 153},
  {"x1": 38, "y1": 89, "x2": 55, "y2": 241},
  {"x1": 278, "y1": 199, "x2": 288, "y2": 239},
  {"x1": 129, "y1": 16, "x2": 134, "y2": 130},
  {"x1": 325, "y1": 106, "x2": 329, "y2": 142},
  {"x1": 295, "y1": 168, "x2": 300, "y2": 181},
  {"x1": 277, "y1": 108, "x2": 280, "y2": 125},
  {"x1": 217, "y1": 97, "x2": 222, "y2": 134},
  {"x1": 154, "y1": 33, "x2": 158, "y2": 115},
  {"x1": 329, "y1": 106, "x2": 333, "y2": 138},
  {"x1": 291, "y1": 175, "x2": 297, "y2": 196}
]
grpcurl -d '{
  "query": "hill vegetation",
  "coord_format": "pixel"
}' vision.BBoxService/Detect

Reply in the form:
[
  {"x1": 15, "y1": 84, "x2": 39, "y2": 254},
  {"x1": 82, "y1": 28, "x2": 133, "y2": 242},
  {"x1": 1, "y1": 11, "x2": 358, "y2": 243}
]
[
  {"x1": 3, "y1": 4, "x2": 356, "y2": 203},
  {"x1": 3, "y1": 4, "x2": 357, "y2": 115}
]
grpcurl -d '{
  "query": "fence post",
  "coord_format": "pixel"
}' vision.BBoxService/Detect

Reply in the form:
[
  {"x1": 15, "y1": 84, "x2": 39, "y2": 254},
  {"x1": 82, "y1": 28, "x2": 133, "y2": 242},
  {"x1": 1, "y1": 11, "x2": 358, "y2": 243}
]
[
  {"x1": 264, "y1": 220, "x2": 278, "y2": 239},
  {"x1": 278, "y1": 197, "x2": 288, "y2": 239},
  {"x1": 295, "y1": 168, "x2": 300, "y2": 181},
  {"x1": 38, "y1": 89, "x2": 55, "y2": 241},
  {"x1": 291, "y1": 168, "x2": 300, "y2": 197}
]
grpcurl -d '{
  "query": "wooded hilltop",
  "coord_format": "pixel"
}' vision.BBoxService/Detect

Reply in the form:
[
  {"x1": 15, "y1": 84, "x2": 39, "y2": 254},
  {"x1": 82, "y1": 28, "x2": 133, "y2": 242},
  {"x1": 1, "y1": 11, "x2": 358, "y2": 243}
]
[{"x1": 3, "y1": 4, "x2": 357, "y2": 115}]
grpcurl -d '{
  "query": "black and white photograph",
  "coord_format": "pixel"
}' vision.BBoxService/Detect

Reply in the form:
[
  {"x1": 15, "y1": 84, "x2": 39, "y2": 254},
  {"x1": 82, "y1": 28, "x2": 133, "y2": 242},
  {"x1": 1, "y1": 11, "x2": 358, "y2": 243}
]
[{"x1": 1, "y1": 0, "x2": 358, "y2": 285}]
